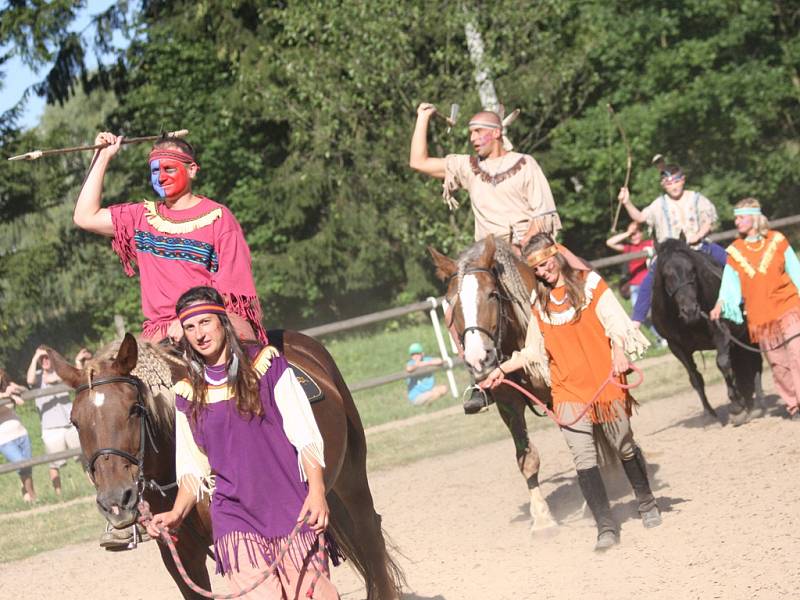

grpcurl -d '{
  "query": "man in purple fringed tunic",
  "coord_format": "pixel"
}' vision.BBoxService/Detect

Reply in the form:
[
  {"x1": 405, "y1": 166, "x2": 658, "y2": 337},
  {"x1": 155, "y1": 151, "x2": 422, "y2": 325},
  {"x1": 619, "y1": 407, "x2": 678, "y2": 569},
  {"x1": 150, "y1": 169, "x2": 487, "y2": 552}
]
[
  {"x1": 146, "y1": 286, "x2": 341, "y2": 599},
  {"x1": 74, "y1": 131, "x2": 267, "y2": 344}
]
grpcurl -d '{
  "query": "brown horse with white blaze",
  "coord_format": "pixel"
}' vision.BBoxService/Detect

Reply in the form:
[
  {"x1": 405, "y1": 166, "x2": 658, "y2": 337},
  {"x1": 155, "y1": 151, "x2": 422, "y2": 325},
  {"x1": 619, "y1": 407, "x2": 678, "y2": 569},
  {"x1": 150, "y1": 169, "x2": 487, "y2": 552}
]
[
  {"x1": 429, "y1": 236, "x2": 557, "y2": 532},
  {"x1": 46, "y1": 331, "x2": 403, "y2": 599}
]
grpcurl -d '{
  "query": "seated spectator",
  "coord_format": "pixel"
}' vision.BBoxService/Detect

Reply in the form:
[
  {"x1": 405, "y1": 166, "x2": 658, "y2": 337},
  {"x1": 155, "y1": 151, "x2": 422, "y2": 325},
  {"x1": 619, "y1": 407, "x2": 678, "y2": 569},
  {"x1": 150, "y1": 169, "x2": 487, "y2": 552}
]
[
  {"x1": 26, "y1": 346, "x2": 80, "y2": 496},
  {"x1": 0, "y1": 368, "x2": 36, "y2": 503},
  {"x1": 405, "y1": 343, "x2": 448, "y2": 406}
]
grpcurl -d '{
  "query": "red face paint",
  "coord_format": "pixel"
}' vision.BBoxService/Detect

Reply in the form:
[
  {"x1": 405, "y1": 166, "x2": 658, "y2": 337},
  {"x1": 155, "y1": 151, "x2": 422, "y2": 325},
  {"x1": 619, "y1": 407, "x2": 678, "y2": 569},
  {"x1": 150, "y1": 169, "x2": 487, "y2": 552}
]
[{"x1": 156, "y1": 158, "x2": 190, "y2": 198}]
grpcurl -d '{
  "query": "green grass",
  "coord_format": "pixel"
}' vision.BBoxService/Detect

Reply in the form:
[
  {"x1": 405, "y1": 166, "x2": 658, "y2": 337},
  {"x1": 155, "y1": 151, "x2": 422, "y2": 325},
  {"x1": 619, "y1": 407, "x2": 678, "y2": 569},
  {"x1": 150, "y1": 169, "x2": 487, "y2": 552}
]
[
  {"x1": 0, "y1": 500, "x2": 104, "y2": 562},
  {"x1": 322, "y1": 319, "x2": 472, "y2": 428},
  {"x1": 0, "y1": 402, "x2": 95, "y2": 513}
]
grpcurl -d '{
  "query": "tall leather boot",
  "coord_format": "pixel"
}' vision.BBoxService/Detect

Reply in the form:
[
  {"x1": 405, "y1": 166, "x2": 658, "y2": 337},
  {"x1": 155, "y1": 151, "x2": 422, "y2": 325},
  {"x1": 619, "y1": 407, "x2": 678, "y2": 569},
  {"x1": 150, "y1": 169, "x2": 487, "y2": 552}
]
[
  {"x1": 576, "y1": 467, "x2": 619, "y2": 551},
  {"x1": 621, "y1": 446, "x2": 662, "y2": 528}
]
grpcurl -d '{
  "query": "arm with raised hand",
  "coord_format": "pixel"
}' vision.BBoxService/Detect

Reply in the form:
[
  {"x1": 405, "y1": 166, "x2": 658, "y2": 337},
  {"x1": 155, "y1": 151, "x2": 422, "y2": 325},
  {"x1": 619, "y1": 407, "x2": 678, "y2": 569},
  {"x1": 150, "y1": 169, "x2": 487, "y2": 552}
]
[
  {"x1": 409, "y1": 103, "x2": 446, "y2": 179},
  {"x1": 73, "y1": 132, "x2": 121, "y2": 236}
]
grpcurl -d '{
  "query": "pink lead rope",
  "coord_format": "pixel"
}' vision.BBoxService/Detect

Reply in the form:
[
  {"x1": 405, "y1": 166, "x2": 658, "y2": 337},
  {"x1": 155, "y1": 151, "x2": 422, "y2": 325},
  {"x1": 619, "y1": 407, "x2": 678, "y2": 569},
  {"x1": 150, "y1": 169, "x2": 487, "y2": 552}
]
[
  {"x1": 499, "y1": 364, "x2": 644, "y2": 428},
  {"x1": 137, "y1": 500, "x2": 328, "y2": 599}
]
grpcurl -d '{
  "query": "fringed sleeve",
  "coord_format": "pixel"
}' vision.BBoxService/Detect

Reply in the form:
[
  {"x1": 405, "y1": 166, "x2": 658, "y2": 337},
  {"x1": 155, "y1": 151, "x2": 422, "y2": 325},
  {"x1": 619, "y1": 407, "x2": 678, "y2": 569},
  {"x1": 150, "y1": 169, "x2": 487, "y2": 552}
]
[
  {"x1": 212, "y1": 224, "x2": 268, "y2": 344},
  {"x1": 174, "y1": 406, "x2": 215, "y2": 502},
  {"x1": 717, "y1": 264, "x2": 744, "y2": 324},
  {"x1": 524, "y1": 156, "x2": 562, "y2": 236},
  {"x1": 109, "y1": 203, "x2": 144, "y2": 277},
  {"x1": 442, "y1": 154, "x2": 470, "y2": 211},
  {"x1": 505, "y1": 302, "x2": 551, "y2": 386},
  {"x1": 595, "y1": 288, "x2": 650, "y2": 359},
  {"x1": 273, "y1": 368, "x2": 326, "y2": 482}
]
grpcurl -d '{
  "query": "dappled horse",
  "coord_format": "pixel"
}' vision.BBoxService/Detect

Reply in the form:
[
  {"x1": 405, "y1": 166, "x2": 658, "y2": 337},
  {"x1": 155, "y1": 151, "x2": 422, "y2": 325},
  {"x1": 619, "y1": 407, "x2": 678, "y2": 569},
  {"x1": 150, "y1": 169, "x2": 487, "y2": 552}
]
[
  {"x1": 46, "y1": 332, "x2": 403, "y2": 600},
  {"x1": 429, "y1": 236, "x2": 558, "y2": 532},
  {"x1": 651, "y1": 237, "x2": 762, "y2": 424}
]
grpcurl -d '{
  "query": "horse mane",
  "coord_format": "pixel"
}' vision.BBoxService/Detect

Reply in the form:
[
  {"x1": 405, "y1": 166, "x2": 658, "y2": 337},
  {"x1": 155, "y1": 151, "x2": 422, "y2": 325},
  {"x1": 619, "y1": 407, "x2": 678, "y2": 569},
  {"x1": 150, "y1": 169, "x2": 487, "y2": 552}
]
[
  {"x1": 456, "y1": 237, "x2": 532, "y2": 336},
  {"x1": 90, "y1": 339, "x2": 183, "y2": 431},
  {"x1": 658, "y1": 238, "x2": 722, "y2": 280}
]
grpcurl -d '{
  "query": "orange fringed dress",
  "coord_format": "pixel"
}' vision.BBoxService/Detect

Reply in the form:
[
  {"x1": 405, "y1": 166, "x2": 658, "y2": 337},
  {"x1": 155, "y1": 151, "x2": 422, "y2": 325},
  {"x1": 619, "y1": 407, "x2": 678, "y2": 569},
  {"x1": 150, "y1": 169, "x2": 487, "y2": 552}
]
[
  {"x1": 725, "y1": 231, "x2": 800, "y2": 346},
  {"x1": 533, "y1": 272, "x2": 633, "y2": 424}
]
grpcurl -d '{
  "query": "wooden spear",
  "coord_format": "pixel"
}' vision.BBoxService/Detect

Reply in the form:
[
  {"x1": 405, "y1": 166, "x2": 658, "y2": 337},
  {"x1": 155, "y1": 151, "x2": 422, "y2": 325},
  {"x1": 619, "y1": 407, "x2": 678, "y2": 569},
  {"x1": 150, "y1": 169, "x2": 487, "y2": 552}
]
[
  {"x1": 607, "y1": 104, "x2": 632, "y2": 231},
  {"x1": 7, "y1": 129, "x2": 190, "y2": 162}
]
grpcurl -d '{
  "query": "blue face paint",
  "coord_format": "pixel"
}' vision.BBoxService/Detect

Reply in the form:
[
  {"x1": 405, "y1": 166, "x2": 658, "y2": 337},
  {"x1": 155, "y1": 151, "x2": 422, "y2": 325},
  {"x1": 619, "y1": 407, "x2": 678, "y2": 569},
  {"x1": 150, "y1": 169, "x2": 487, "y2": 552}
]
[{"x1": 150, "y1": 160, "x2": 166, "y2": 198}]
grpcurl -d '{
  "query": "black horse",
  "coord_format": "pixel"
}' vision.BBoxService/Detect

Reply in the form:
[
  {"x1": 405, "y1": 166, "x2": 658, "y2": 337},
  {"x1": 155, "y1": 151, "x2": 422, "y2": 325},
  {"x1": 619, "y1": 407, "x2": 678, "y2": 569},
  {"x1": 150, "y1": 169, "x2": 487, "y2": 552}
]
[{"x1": 651, "y1": 237, "x2": 762, "y2": 424}]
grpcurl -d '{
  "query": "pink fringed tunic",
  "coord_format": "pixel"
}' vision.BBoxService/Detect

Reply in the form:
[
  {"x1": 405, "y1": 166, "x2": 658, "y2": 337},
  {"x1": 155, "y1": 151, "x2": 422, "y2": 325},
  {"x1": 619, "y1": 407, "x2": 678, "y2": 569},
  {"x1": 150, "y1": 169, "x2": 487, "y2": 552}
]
[{"x1": 110, "y1": 197, "x2": 267, "y2": 343}]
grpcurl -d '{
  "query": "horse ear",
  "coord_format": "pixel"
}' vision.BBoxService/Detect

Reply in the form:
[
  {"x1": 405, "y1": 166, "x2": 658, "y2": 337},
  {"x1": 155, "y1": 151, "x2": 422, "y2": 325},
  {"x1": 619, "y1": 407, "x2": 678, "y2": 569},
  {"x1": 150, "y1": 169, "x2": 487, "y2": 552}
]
[
  {"x1": 428, "y1": 246, "x2": 457, "y2": 281},
  {"x1": 679, "y1": 231, "x2": 687, "y2": 244},
  {"x1": 112, "y1": 333, "x2": 139, "y2": 376},
  {"x1": 480, "y1": 236, "x2": 497, "y2": 268},
  {"x1": 43, "y1": 347, "x2": 82, "y2": 389}
]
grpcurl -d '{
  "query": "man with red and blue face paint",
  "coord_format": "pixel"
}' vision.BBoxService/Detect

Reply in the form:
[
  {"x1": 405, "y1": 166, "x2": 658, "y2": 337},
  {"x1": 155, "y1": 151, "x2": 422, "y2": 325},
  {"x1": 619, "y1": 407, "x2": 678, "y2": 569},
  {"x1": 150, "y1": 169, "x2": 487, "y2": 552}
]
[{"x1": 74, "y1": 132, "x2": 267, "y2": 345}]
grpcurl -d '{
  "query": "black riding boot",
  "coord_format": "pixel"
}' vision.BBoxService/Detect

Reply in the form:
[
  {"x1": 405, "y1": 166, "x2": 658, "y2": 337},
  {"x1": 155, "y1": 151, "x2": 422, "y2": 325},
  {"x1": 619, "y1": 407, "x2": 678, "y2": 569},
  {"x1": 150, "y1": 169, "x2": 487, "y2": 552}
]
[
  {"x1": 576, "y1": 467, "x2": 619, "y2": 551},
  {"x1": 621, "y1": 446, "x2": 662, "y2": 528},
  {"x1": 463, "y1": 386, "x2": 493, "y2": 415}
]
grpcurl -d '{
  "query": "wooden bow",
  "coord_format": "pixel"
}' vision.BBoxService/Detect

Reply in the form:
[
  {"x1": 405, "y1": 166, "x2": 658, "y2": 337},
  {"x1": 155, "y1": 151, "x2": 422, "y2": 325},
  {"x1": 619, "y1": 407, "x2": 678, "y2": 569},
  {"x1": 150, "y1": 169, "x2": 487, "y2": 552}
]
[
  {"x1": 607, "y1": 104, "x2": 632, "y2": 231},
  {"x1": 7, "y1": 129, "x2": 190, "y2": 161}
]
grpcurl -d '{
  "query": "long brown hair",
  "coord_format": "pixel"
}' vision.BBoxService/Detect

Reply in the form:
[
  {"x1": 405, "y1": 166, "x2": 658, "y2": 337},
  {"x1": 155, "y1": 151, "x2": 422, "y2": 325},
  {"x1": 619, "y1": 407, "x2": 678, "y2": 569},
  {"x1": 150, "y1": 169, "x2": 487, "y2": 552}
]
[
  {"x1": 522, "y1": 233, "x2": 586, "y2": 318},
  {"x1": 176, "y1": 286, "x2": 261, "y2": 422}
]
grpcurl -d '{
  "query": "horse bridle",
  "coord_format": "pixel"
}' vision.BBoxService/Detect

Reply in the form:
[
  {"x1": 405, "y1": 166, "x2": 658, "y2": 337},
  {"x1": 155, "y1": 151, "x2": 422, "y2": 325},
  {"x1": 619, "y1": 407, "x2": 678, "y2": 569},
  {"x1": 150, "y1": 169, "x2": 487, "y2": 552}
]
[
  {"x1": 447, "y1": 267, "x2": 510, "y2": 362},
  {"x1": 74, "y1": 375, "x2": 163, "y2": 497},
  {"x1": 664, "y1": 273, "x2": 696, "y2": 298}
]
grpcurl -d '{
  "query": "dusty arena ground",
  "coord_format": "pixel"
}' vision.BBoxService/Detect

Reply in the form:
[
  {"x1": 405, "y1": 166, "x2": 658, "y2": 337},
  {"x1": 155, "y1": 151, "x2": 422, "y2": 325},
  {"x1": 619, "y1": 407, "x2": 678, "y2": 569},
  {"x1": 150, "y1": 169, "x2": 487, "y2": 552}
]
[{"x1": 1, "y1": 378, "x2": 798, "y2": 599}]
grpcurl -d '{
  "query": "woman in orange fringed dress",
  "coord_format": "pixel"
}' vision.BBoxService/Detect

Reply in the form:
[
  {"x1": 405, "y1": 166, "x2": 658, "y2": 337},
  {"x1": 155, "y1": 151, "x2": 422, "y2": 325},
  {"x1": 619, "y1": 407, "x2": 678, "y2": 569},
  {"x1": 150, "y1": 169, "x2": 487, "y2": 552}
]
[
  {"x1": 482, "y1": 233, "x2": 661, "y2": 551},
  {"x1": 710, "y1": 198, "x2": 800, "y2": 419}
]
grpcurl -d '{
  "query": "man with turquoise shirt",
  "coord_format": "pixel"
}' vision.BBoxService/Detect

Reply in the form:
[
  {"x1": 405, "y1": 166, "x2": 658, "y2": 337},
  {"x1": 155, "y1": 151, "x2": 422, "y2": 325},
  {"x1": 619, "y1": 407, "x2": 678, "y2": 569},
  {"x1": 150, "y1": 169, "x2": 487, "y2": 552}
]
[{"x1": 405, "y1": 343, "x2": 447, "y2": 406}]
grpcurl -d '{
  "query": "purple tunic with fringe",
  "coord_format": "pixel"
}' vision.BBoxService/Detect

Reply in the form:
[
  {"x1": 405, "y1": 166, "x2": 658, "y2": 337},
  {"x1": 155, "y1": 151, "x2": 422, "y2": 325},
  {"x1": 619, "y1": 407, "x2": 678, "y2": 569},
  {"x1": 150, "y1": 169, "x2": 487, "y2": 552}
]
[{"x1": 175, "y1": 350, "x2": 339, "y2": 575}]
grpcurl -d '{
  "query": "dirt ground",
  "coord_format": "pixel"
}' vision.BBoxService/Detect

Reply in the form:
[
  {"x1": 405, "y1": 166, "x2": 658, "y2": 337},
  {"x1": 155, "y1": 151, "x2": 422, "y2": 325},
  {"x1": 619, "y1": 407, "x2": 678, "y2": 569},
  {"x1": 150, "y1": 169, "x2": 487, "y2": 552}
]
[{"x1": 1, "y1": 379, "x2": 798, "y2": 600}]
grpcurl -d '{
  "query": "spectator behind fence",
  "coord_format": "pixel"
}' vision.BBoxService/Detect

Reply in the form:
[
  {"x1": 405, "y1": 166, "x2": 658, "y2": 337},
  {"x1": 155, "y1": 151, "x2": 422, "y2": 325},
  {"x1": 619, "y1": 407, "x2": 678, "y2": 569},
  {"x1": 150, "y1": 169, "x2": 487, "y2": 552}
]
[
  {"x1": 405, "y1": 343, "x2": 448, "y2": 406},
  {"x1": 606, "y1": 222, "x2": 666, "y2": 347},
  {"x1": 0, "y1": 368, "x2": 37, "y2": 503},
  {"x1": 26, "y1": 346, "x2": 80, "y2": 496}
]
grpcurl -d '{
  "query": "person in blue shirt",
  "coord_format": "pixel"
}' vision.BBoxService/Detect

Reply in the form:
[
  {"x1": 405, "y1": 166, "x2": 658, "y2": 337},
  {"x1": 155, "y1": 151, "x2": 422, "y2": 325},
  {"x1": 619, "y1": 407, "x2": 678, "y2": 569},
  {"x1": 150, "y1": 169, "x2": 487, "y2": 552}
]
[{"x1": 405, "y1": 343, "x2": 448, "y2": 406}]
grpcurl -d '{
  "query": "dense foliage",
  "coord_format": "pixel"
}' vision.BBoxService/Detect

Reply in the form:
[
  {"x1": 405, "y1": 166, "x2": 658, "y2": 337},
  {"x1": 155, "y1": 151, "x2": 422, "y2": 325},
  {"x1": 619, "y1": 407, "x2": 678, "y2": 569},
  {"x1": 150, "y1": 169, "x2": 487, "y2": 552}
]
[{"x1": 1, "y1": 0, "x2": 798, "y2": 372}]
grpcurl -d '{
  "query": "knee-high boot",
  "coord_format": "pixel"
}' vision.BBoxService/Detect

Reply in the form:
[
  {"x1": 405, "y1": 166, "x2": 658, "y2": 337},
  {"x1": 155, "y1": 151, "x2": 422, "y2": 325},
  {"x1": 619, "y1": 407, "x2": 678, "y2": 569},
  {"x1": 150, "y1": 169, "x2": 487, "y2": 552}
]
[
  {"x1": 576, "y1": 467, "x2": 619, "y2": 551},
  {"x1": 621, "y1": 446, "x2": 662, "y2": 528}
]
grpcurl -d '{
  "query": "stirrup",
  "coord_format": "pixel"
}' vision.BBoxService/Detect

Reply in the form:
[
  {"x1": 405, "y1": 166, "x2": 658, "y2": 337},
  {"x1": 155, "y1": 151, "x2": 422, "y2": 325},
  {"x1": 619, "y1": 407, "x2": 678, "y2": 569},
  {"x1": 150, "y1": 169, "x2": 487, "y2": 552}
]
[{"x1": 462, "y1": 385, "x2": 491, "y2": 415}]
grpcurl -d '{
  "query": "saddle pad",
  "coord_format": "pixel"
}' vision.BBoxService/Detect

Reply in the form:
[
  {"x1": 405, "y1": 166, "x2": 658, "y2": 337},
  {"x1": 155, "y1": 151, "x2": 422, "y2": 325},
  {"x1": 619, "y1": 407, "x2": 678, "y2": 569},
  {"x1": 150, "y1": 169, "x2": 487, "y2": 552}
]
[{"x1": 289, "y1": 362, "x2": 323, "y2": 404}]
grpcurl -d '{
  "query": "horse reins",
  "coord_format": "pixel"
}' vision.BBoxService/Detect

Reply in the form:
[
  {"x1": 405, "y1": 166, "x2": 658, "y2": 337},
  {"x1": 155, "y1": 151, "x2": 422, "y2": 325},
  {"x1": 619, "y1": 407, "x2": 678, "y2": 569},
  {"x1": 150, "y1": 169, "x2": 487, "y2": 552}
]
[
  {"x1": 138, "y1": 500, "x2": 329, "y2": 599},
  {"x1": 698, "y1": 310, "x2": 800, "y2": 354},
  {"x1": 499, "y1": 364, "x2": 644, "y2": 428}
]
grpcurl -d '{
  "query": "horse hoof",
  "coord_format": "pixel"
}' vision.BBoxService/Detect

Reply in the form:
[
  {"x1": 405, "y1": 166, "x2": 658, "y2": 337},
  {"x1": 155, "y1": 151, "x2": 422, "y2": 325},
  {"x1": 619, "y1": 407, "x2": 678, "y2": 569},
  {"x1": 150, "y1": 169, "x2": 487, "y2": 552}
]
[
  {"x1": 529, "y1": 517, "x2": 558, "y2": 536},
  {"x1": 730, "y1": 410, "x2": 751, "y2": 427}
]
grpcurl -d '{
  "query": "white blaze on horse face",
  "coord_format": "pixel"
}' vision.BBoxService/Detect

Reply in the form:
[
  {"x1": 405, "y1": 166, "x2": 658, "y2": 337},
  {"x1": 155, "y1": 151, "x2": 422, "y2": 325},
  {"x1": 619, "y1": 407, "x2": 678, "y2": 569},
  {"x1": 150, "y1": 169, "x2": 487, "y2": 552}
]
[
  {"x1": 460, "y1": 274, "x2": 487, "y2": 371},
  {"x1": 92, "y1": 391, "x2": 105, "y2": 408}
]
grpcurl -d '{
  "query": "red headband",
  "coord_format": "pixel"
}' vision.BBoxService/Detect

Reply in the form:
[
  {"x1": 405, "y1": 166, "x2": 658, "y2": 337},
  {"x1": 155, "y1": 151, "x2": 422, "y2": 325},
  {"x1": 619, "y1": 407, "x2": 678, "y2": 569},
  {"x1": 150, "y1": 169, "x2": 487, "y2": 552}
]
[
  {"x1": 148, "y1": 148, "x2": 198, "y2": 168},
  {"x1": 178, "y1": 302, "x2": 227, "y2": 324}
]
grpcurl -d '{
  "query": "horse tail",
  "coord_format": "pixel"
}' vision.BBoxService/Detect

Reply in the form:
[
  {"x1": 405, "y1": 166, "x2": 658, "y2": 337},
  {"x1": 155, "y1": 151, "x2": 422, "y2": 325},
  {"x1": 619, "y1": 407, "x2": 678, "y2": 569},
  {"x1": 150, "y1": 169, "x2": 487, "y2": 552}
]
[{"x1": 328, "y1": 492, "x2": 405, "y2": 599}]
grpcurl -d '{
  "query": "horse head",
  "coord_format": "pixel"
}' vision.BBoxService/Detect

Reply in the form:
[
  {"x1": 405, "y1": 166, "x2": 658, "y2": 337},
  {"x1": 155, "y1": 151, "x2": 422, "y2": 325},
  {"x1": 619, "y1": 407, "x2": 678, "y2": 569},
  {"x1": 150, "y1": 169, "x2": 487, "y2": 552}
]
[
  {"x1": 656, "y1": 238, "x2": 704, "y2": 325},
  {"x1": 430, "y1": 236, "x2": 532, "y2": 381},
  {"x1": 47, "y1": 334, "x2": 175, "y2": 528}
]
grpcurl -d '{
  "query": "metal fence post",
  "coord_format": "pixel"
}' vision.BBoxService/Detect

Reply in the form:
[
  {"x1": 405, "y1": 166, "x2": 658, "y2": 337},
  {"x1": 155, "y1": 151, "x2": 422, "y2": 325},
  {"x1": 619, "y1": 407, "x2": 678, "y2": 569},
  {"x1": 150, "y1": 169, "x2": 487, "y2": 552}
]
[{"x1": 427, "y1": 297, "x2": 458, "y2": 398}]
